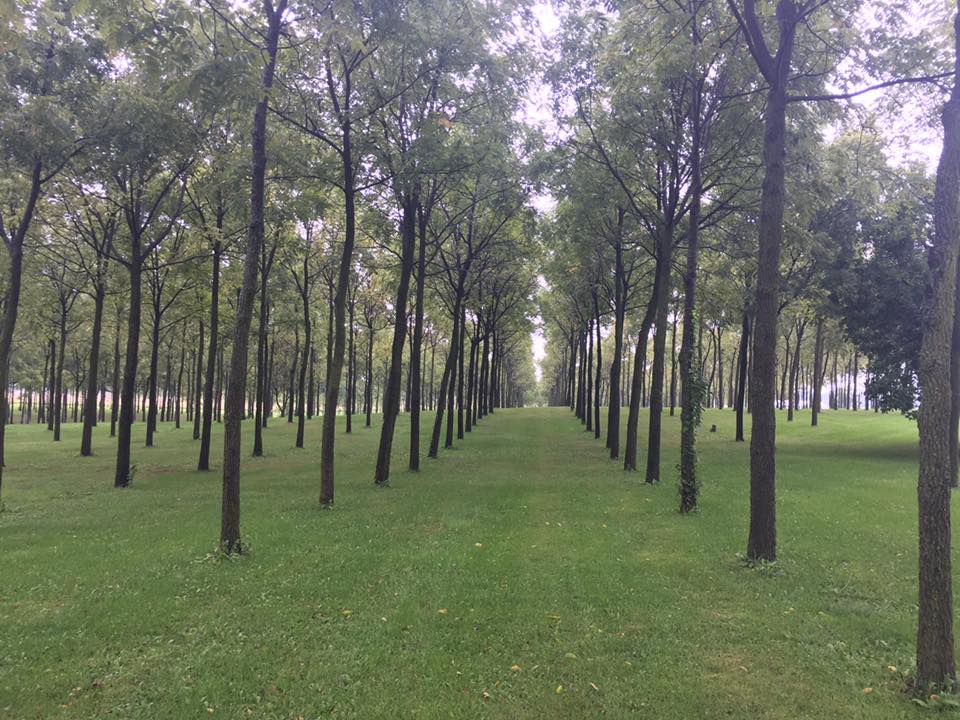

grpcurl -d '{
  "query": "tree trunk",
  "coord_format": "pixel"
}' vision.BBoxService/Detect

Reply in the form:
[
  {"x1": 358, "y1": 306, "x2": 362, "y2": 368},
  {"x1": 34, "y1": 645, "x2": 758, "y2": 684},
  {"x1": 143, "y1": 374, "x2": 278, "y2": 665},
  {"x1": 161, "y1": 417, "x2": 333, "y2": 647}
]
[
  {"x1": 680, "y1": 84, "x2": 702, "y2": 513},
  {"x1": 735, "y1": 309, "x2": 750, "y2": 442},
  {"x1": 365, "y1": 322, "x2": 375, "y2": 428},
  {"x1": 192, "y1": 321, "x2": 204, "y2": 439},
  {"x1": 430, "y1": 296, "x2": 462, "y2": 458},
  {"x1": 586, "y1": 319, "x2": 593, "y2": 432},
  {"x1": 53, "y1": 314, "x2": 66, "y2": 442},
  {"x1": 145, "y1": 308, "x2": 160, "y2": 447},
  {"x1": 320, "y1": 115, "x2": 359, "y2": 504},
  {"x1": 594, "y1": 292, "x2": 602, "y2": 439},
  {"x1": 624, "y1": 281, "x2": 660, "y2": 471},
  {"x1": 297, "y1": 258, "x2": 311, "y2": 448},
  {"x1": 0, "y1": 158, "x2": 40, "y2": 496},
  {"x1": 746, "y1": 83, "x2": 789, "y2": 562},
  {"x1": 915, "y1": 5, "x2": 960, "y2": 688},
  {"x1": 811, "y1": 317, "x2": 824, "y2": 427},
  {"x1": 466, "y1": 330, "x2": 477, "y2": 433},
  {"x1": 199, "y1": 239, "x2": 222, "y2": 469},
  {"x1": 346, "y1": 297, "x2": 355, "y2": 434},
  {"x1": 253, "y1": 287, "x2": 269, "y2": 456},
  {"x1": 115, "y1": 256, "x2": 142, "y2": 487},
  {"x1": 219, "y1": 0, "x2": 285, "y2": 553},
  {"x1": 669, "y1": 311, "x2": 678, "y2": 417},
  {"x1": 409, "y1": 204, "x2": 427, "y2": 468},
  {"x1": 456, "y1": 304, "x2": 466, "y2": 440},
  {"x1": 175, "y1": 339, "x2": 185, "y2": 429},
  {"x1": 81, "y1": 283, "x2": 106, "y2": 455},
  {"x1": 646, "y1": 225, "x2": 673, "y2": 483},
  {"x1": 374, "y1": 196, "x2": 416, "y2": 485},
  {"x1": 787, "y1": 320, "x2": 805, "y2": 422},
  {"x1": 110, "y1": 311, "x2": 121, "y2": 437}
]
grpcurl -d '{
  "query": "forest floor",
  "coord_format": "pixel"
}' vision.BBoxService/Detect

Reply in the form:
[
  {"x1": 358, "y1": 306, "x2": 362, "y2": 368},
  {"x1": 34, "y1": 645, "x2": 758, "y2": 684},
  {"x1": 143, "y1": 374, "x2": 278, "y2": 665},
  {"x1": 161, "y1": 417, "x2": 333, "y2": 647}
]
[{"x1": 0, "y1": 406, "x2": 946, "y2": 718}]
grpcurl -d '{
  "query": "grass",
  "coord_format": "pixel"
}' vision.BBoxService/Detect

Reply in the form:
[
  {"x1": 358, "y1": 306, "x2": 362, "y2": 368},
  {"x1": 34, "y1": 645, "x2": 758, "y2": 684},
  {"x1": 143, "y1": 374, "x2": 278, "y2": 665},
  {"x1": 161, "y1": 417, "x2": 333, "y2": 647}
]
[{"x1": 0, "y1": 405, "x2": 948, "y2": 718}]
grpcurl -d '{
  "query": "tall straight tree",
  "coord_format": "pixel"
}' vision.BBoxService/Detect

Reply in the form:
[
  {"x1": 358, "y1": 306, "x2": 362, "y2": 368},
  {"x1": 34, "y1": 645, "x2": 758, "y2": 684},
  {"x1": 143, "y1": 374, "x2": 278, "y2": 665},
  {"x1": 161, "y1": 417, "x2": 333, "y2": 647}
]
[
  {"x1": 915, "y1": 0, "x2": 960, "y2": 690},
  {"x1": 0, "y1": 8, "x2": 100, "y2": 493},
  {"x1": 218, "y1": 0, "x2": 288, "y2": 553},
  {"x1": 275, "y1": 0, "x2": 385, "y2": 505},
  {"x1": 48, "y1": 187, "x2": 117, "y2": 456},
  {"x1": 197, "y1": 203, "x2": 225, "y2": 470},
  {"x1": 727, "y1": 0, "x2": 802, "y2": 561}
]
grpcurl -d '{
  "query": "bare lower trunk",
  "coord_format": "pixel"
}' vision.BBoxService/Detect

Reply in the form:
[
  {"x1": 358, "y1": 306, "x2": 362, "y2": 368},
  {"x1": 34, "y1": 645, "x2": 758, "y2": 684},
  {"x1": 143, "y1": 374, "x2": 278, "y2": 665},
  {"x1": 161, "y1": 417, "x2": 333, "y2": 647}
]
[
  {"x1": 296, "y1": 257, "x2": 310, "y2": 449},
  {"x1": 81, "y1": 284, "x2": 106, "y2": 455},
  {"x1": 680, "y1": 87, "x2": 702, "y2": 513},
  {"x1": 646, "y1": 226, "x2": 672, "y2": 483},
  {"x1": 219, "y1": 0, "x2": 285, "y2": 553},
  {"x1": 145, "y1": 316, "x2": 160, "y2": 447},
  {"x1": 624, "y1": 273, "x2": 661, "y2": 471},
  {"x1": 916, "y1": 7, "x2": 960, "y2": 688},
  {"x1": 115, "y1": 260, "x2": 142, "y2": 487},
  {"x1": 0, "y1": 158, "x2": 40, "y2": 498},
  {"x1": 409, "y1": 205, "x2": 427, "y2": 468},
  {"x1": 253, "y1": 284, "x2": 269, "y2": 456},
  {"x1": 746, "y1": 85, "x2": 788, "y2": 563},
  {"x1": 199, "y1": 240, "x2": 222, "y2": 470},
  {"x1": 320, "y1": 124, "x2": 358, "y2": 505},
  {"x1": 374, "y1": 197, "x2": 416, "y2": 486}
]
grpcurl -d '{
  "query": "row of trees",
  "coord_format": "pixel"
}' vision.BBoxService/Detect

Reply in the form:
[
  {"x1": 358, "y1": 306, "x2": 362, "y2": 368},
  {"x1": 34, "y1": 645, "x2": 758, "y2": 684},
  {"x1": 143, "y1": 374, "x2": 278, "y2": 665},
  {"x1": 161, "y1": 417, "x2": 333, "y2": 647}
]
[
  {"x1": 0, "y1": 2, "x2": 539, "y2": 552},
  {"x1": 537, "y1": 0, "x2": 960, "y2": 693},
  {"x1": 6, "y1": 0, "x2": 960, "y2": 698}
]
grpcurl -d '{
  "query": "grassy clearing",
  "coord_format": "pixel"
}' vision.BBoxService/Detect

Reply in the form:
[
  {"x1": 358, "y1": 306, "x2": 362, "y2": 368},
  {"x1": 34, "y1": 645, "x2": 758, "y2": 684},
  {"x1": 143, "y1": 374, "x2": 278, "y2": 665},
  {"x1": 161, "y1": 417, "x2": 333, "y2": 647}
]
[{"x1": 0, "y1": 406, "x2": 945, "y2": 718}]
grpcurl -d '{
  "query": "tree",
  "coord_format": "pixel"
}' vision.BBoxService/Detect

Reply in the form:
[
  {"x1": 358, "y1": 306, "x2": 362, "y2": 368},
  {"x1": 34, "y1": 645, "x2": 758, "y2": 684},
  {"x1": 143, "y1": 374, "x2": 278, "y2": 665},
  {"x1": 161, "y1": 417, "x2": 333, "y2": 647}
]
[
  {"x1": 915, "y1": 0, "x2": 960, "y2": 691},
  {"x1": 218, "y1": 0, "x2": 288, "y2": 554}
]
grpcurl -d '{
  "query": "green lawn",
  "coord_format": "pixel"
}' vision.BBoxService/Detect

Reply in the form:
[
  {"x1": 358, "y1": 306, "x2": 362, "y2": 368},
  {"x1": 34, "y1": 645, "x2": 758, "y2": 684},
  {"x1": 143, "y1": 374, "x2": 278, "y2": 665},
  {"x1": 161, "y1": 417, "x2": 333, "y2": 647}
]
[{"x1": 0, "y1": 406, "x2": 948, "y2": 718}]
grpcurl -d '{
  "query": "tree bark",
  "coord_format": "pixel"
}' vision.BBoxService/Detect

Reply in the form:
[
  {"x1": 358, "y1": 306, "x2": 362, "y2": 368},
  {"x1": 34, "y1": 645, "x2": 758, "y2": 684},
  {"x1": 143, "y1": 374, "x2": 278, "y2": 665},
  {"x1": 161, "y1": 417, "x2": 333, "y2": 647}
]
[
  {"x1": 110, "y1": 310, "x2": 121, "y2": 437},
  {"x1": 320, "y1": 110, "x2": 359, "y2": 505},
  {"x1": 296, "y1": 255, "x2": 311, "y2": 448},
  {"x1": 219, "y1": 0, "x2": 285, "y2": 553},
  {"x1": 646, "y1": 223, "x2": 674, "y2": 482},
  {"x1": 192, "y1": 321, "x2": 203, "y2": 440},
  {"x1": 915, "y1": 3, "x2": 960, "y2": 688},
  {"x1": 624, "y1": 266, "x2": 661, "y2": 471},
  {"x1": 53, "y1": 312, "x2": 67, "y2": 442},
  {"x1": 198, "y1": 237, "x2": 222, "y2": 469},
  {"x1": 374, "y1": 196, "x2": 416, "y2": 485},
  {"x1": 115, "y1": 256, "x2": 142, "y2": 486},
  {"x1": 430, "y1": 297, "x2": 462, "y2": 458},
  {"x1": 594, "y1": 292, "x2": 602, "y2": 439},
  {"x1": 81, "y1": 282, "x2": 106, "y2": 455},
  {"x1": 0, "y1": 158, "x2": 41, "y2": 496},
  {"x1": 811, "y1": 317, "x2": 824, "y2": 427},
  {"x1": 409, "y1": 203, "x2": 427, "y2": 468},
  {"x1": 680, "y1": 82, "x2": 702, "y2": 513},
  {"x1": 145, "y1": 305, "x2": 161, "y2": 447},
  {"x1": 746, "y1": 83, "x2": 790, "y2": 562},
  {"x1": 456, "y1": 304, "x2": 466, "y2": 440}
]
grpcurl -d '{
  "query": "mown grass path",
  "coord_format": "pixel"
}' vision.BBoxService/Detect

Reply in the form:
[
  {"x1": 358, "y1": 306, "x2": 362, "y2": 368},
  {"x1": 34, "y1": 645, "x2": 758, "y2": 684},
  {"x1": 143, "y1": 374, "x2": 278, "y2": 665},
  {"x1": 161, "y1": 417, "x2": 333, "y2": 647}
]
[{"x1": 0, "y1": 407, "x2": 945, "y2": 718}]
